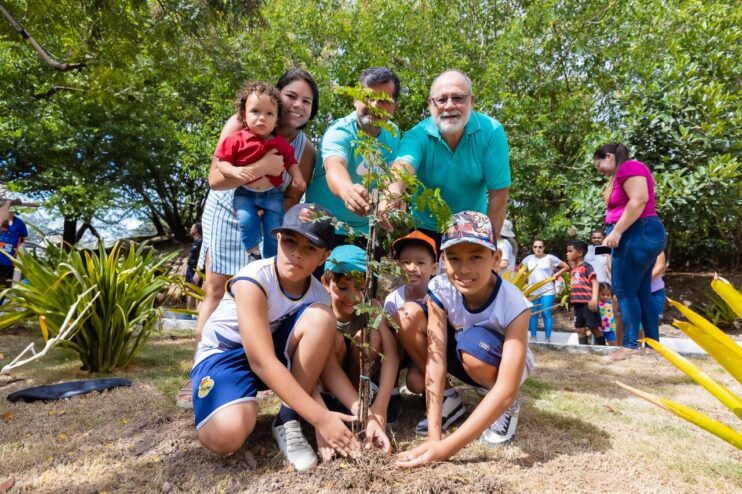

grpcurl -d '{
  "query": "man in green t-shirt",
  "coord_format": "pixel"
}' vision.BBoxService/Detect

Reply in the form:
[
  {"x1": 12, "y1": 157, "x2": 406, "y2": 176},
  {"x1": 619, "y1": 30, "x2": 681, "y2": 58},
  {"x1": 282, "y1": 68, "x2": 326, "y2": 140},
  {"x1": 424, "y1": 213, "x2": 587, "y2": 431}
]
[
  {"x1": 383, "y1": 70, "x2": 511, "y2": 248},
  {"x1": 305, "y1": 67, "x2": 400, "y2": 247}
]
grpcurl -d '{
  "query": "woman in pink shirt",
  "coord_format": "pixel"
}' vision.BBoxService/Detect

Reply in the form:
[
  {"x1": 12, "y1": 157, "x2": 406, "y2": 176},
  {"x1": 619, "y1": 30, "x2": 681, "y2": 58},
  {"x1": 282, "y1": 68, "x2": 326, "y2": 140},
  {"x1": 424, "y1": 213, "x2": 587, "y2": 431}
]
[{"x1": 593, "y1": 143, "x2": 666, "y2": 357}]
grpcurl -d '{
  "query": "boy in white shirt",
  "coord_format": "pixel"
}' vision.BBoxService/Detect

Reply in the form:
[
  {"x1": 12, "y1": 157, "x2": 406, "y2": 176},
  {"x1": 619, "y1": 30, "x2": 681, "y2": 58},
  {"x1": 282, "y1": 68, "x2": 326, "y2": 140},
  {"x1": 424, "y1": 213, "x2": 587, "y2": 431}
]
[
  {"x1": 384, "y1": 230, "x2": 449, "y2": 429},
  {"x1": 396, "y1": 211, "x2": 535, "y2": 467},
  {"x1": 191, "y1": 203, "x2": 389, "y2": 471}
]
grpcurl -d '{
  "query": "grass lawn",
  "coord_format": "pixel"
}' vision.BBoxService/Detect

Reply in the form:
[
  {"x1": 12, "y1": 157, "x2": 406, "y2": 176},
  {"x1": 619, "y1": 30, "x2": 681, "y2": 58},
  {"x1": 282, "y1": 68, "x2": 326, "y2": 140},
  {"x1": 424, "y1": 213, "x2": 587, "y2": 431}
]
[{"x1": 1, "y1": 326, "x2": 740, "y2": 493}]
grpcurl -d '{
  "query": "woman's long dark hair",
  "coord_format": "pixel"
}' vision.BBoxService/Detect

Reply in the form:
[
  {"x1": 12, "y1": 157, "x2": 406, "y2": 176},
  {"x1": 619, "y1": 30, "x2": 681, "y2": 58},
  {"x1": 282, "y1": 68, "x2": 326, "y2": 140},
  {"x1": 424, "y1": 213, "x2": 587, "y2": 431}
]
[
  {"x1": 276, "y1": 68, "x2": 319, "y2": 130},
  {"x1": 594, "y1": 143, "x2": 631, "y2": 203},
  {"x1": 593, "y1": 143, "x2": 630, "y2": 166}
]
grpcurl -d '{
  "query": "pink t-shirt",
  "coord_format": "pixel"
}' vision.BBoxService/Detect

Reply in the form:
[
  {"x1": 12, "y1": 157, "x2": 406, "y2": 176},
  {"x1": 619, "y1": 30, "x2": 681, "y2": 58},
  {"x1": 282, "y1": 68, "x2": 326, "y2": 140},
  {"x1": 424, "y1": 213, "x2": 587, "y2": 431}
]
[{"x1": 605, "y1": 160, "x2": 657, "y2": 224}]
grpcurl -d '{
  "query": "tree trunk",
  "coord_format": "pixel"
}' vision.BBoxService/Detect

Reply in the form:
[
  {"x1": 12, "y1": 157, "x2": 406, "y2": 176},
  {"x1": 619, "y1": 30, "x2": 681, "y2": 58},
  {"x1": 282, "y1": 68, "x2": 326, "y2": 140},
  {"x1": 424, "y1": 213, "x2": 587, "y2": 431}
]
[
  {"x1": 150, "y1": 212, "x2": 166, "y2": 237},
  {"x1": 62, "y1": 217, "x2": 77, "y2": 249},
  {"x1": 75, "y1": 222, "x2": 101, "y2": 244},
  {"x1": 358, "y1": 190, "x2": 380, "y2": 431}
]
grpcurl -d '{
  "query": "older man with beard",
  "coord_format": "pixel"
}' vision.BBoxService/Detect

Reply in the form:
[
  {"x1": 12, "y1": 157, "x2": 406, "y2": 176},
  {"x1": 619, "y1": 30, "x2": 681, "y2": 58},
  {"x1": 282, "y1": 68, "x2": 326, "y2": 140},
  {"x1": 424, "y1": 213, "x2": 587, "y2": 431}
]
[
  {"x1": 383, "y1": 70, "x2": 510, "y2": 248},
  {"x1": 306, "y1": 67, "x2": 400, "y2": 250}
]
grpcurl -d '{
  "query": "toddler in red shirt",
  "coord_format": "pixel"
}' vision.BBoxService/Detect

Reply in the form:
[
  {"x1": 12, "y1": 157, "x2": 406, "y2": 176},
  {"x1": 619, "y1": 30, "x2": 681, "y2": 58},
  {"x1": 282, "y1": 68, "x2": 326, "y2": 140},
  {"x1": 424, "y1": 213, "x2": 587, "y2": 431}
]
[{"x1": 215, "y1": 82, "x2": 306, "y2": 258}]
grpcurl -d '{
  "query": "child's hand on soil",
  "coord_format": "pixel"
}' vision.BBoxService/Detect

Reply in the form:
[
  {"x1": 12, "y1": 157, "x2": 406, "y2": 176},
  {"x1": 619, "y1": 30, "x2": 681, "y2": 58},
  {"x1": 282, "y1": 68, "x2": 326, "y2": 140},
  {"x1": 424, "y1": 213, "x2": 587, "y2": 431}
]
[
  {"x1": 315, "y1": 429, "x2": 335, "y2": 462},
  {"x1": 396, "y1": 439, "x2": 450, "y2": 468},
  {"x1": 314, "y1": 410, "x2": 360, "y2": 458},
  {"x1": 364, "y1": 415, "x2": 391, "y2": 453}
]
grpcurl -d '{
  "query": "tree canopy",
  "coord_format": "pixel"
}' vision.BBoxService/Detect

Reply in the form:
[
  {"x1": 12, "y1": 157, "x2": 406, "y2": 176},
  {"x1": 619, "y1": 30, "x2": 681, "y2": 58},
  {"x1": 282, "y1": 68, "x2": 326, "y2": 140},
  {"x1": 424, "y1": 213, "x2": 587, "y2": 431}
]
[{"x1": 1, "y1": 0, "x2": 739, "y2": 266}]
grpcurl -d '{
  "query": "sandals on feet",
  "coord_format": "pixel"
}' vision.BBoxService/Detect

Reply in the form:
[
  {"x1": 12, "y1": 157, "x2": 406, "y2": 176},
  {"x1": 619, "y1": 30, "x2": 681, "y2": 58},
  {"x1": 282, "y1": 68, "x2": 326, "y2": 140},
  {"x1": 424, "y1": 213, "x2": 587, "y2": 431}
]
[
  {"x1": 608, "y1": 348, "x2": 638, "y2": 362},
  {"x1": 175, "y1": 380, "x2": 193, "y2": 409}
]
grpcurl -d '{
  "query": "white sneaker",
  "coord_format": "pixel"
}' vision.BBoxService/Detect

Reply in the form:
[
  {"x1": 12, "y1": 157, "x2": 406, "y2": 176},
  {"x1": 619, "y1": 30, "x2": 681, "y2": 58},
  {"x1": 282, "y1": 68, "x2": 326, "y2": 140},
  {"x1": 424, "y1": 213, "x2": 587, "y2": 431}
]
[
  {"x1": 272, "y1": 420, "x2": 317, "y2": 471},
  {"x1": 479, "y1": 398, "x2": 520, "y2": 446},
  {"x1": 415, "y1": 390, "x2": 466, "y2": 435}
]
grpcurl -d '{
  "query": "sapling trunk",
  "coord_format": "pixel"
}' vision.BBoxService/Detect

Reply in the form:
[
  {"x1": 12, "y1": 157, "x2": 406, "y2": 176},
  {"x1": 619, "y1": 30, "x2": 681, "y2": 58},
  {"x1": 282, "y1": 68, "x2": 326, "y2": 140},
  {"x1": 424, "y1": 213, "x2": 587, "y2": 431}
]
[{"x1": 358, "y1": 189, "x2": 379, "y2": 430}]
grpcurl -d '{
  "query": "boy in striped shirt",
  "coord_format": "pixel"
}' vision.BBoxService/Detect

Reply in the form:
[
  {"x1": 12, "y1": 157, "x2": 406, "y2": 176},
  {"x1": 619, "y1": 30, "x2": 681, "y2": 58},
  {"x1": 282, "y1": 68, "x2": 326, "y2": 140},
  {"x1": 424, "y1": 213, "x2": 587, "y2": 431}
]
[{"x1": 566, "y1": 240, "x2": 604, "y2": 345}]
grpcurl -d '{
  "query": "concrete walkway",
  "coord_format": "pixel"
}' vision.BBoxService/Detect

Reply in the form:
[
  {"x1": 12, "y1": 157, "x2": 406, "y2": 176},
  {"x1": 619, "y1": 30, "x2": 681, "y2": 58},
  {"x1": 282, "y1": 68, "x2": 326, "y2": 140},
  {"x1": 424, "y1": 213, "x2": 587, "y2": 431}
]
[
  {"x1": 158, "y1": 313, "x2": 740, "y2": 359},
  {"x1": 529, "y1": 330, "x2": 741, "y2": 358}
]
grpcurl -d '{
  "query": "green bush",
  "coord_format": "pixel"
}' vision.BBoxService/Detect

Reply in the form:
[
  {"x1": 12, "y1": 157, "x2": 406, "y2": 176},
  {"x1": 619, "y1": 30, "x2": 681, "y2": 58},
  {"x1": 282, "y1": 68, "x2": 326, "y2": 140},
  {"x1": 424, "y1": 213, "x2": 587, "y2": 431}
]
[
  {"x1": 700, "y1": 289, "x2": 740, "y2": 330},
  {"x1": 0, "y1": 240, "x2": 178, "y2": 372}
]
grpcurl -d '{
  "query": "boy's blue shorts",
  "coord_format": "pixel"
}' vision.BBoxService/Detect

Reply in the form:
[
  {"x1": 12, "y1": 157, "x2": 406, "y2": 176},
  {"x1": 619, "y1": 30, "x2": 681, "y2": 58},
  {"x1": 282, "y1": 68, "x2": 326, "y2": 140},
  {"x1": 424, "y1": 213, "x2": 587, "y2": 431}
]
[
  {"x1": 446, "y1": 324, "x2": 507, "y2": 387},
  {"x1": 191, "y1": 304, "x2": 310, "y2": 429},
  {"x1": 445, "y1": 324, "x2": 535, "y2": 387}
]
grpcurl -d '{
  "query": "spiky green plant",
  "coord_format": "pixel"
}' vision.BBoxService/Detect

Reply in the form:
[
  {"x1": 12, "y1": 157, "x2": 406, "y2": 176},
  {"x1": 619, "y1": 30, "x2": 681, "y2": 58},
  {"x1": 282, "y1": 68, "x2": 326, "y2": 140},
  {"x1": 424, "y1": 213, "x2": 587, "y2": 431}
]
[{"x1": 0, "y1": 240, "x2": 178, "y2": 372}]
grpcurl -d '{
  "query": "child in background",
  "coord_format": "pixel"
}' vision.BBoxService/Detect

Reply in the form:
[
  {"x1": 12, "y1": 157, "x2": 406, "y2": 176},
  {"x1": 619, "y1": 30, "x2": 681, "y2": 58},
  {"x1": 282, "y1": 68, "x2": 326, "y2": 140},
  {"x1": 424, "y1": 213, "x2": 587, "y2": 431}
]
[
  {"x1": 598, "y1": 282, "x2": 617, "y2": 346},
  {"x1": 383, "y1": 230, "x2": 442, "y2": 427},
  {"x1": 321, "y1": 245, "x2": 400, "y2": 427},
  {"x1": 215, "y1": 82, "x2": 306, "y2": 259},
  {"x1": 191, "y1": 204, "x2": 389, "y2": 471},
  {"x1": 185, "y1": 223, "x2": 203, "y2": 312},
  {"x1": 396, "y1": 212, "x2": 535, "y2": 468},
  {"x1": 566, "y1": 240, "x2": 604, "y2": 345},
  {"x1": 496, "y1": 219, "x2": 516, "y2": 274}
]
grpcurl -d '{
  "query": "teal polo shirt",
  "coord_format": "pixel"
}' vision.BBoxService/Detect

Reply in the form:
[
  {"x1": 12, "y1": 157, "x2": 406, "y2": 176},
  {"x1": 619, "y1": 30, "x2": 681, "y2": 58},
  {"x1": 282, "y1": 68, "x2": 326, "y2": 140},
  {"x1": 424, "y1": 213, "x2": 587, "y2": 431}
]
[
  {"x1": 306, "y1": 112, "x2": 399, "y2": 235},
  {"x1": 396, "y1": 111, "x2": 510, "y2": 231}
]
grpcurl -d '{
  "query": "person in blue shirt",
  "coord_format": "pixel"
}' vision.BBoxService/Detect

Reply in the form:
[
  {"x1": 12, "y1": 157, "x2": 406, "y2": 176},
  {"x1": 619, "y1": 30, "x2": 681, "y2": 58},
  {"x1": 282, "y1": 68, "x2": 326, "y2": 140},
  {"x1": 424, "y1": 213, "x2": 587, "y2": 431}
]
[
  {"x1": 0, "y1": 202, "x2": 27, "y2": 291},
  {"x1": 381, "y1": 70, "x2": 511, "y2": 248},
  {"x1": 305, "y1": 67, "x2": 400, "y2": 251}
]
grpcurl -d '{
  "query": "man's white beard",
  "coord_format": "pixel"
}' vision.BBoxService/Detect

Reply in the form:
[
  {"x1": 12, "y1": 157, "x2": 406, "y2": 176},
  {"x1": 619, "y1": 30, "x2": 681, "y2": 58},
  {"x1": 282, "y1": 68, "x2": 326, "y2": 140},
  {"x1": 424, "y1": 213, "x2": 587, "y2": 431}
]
[{"x1": 437, "y1": 111, "x2": 469, "y2": 136}]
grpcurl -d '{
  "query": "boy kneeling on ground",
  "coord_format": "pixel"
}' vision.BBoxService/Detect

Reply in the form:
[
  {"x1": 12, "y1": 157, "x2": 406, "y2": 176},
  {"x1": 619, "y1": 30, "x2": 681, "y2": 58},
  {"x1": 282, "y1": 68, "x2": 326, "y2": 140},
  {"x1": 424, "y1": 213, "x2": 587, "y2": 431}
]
[
  {"x1": 396, "y1": 211, "x2": 535, "y2": 468},
  {"x1": 191, "y1": 203, "x2": 390, "y2": 471},
  {"x1": 321, "y1": 245, "x2": 400, "y2": 428}
]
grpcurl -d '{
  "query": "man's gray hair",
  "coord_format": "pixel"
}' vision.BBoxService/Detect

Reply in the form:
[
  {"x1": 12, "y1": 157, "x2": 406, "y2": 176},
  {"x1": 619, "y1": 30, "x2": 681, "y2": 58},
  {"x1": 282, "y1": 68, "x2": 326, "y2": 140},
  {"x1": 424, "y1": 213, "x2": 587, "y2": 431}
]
[{"x1": 429, "y1": 70, "x2": 473, "y2": 96}]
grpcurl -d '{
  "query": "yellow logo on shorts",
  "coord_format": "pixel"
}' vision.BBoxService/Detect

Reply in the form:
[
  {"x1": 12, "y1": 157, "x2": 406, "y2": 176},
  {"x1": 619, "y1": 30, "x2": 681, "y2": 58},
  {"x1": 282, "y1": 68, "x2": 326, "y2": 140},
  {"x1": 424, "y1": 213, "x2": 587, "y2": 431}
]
[{"x1": 198, "y1": 376, "x2": 214, "y2": 398}]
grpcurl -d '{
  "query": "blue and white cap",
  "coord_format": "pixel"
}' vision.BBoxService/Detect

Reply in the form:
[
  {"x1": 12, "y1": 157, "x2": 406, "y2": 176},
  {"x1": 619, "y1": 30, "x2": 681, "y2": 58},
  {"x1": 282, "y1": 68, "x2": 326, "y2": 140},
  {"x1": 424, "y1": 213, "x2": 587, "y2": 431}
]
[{"x1": 440, "y1": 211, "x2": 497, "y2": 252}]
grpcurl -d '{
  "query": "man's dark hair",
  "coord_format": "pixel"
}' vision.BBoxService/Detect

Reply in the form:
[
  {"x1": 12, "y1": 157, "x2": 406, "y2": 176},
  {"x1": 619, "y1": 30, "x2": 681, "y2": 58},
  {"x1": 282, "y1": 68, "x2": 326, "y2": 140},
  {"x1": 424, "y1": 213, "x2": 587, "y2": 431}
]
[
  {"x1": 359, "y1": 67, "x2": 400, "y2": 101},
  {"x1": 590, "y1": 229, "x2": 604, "y2": 237},
  {"x1": 568, "y1": 239, "x2": 588, "y2": 256}
]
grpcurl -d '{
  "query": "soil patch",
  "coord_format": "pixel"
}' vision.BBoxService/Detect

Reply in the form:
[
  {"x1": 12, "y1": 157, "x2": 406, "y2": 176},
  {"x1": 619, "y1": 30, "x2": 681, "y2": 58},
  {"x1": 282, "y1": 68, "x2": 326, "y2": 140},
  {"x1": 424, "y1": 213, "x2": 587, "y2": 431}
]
[{"x1": 1, "y1": 328, "x2": 740, "y2": 493}]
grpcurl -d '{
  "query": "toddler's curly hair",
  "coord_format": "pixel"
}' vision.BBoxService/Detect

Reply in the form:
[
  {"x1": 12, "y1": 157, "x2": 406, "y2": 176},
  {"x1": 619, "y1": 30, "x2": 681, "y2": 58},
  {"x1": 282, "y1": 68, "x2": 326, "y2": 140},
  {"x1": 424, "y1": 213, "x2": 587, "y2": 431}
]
[{"x1": 235, "y1": 81, "x2": 282, "y2": 127}]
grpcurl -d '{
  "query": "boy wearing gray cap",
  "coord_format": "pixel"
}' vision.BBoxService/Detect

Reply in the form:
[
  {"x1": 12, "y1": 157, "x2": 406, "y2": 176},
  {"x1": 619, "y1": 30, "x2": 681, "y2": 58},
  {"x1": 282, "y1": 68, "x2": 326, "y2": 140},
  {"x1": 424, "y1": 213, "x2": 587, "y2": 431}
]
[{"x1": 397, "y1": 211, "x2": 534, "y2": 468}]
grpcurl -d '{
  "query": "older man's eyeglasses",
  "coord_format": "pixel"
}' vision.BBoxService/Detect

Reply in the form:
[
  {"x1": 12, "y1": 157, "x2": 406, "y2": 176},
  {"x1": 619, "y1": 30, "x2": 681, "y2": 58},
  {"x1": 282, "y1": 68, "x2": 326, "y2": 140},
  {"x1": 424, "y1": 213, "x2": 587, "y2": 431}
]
[{"x1": 429, "y1": 93, "x2": 470, "y2": 109}]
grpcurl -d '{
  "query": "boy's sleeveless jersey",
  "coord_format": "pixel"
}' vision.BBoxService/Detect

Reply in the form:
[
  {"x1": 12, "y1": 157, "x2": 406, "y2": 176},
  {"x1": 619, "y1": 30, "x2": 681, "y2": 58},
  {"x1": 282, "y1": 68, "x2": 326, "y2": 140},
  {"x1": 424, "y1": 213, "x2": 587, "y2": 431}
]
[
  {"x1": 383, "y1": 285, "x2": 428, "y2": 316},
  {"x1": 427, "y1": 273, "x2": 532, "y2": 336},
  {"x1": 194, "y1": 257, "x2": 330, "y2": 366}
]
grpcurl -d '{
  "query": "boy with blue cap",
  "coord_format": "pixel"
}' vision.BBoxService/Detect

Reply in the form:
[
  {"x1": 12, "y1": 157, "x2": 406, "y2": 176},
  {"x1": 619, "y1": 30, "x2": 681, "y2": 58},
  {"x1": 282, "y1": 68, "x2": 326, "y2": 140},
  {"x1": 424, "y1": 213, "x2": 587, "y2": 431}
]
[
  {"x1": 396, "y1": 211, "x2": 535, "y2": 468},
  {"x1": 191, "y1": 204, "x2": 389, "y2": 471},
  {"x1": 321, "y1": 245, "x2": 400, "y2": 428}
]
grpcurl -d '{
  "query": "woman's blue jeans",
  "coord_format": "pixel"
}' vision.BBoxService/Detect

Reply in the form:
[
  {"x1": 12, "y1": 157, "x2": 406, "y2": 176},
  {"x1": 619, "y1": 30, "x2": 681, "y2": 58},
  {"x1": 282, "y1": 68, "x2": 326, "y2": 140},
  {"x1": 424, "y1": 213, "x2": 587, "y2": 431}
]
[
  {"x1": 529, "y1": 294, "x2": 556, "y2": 338},
  {"x1": 609, "y1": 217, "x2": 666, "y2": 349}
]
